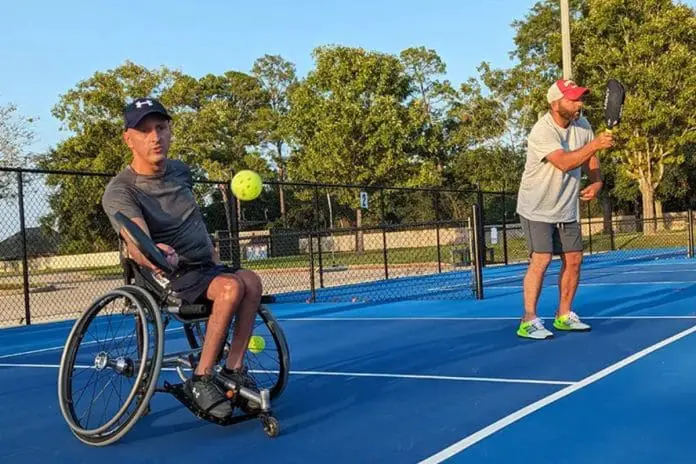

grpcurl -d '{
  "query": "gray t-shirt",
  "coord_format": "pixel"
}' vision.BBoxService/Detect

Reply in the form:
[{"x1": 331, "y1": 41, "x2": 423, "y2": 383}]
[
  {"x1": 102, "y1": 159, "x2": 215, "y2": 268},
  {"x1": 516, "y1": 112, "x2": 595, "y2": 223}
]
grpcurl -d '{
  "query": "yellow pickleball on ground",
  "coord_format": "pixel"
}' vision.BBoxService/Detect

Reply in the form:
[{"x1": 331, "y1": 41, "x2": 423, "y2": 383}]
[
  {"x1": 231, "y1": 170, "x2": 263, "y2": 201},
  {"x1": 248, "y1": 335, "x2": 266, "y2": 354}
]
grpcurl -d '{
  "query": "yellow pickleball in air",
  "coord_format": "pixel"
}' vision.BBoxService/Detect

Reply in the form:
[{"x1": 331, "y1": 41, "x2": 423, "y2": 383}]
[
  {"x1": 231, "y1": 170, "x2": 263, "y2": 201},
  {"x1": 248, "y1": 335, "x2": 266, "y2": 354}
]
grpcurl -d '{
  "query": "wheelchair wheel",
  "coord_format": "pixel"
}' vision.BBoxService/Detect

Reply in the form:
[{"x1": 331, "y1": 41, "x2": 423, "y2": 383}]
[
  {"x1": 183, "y1": 303, "x2": 290, "y2": 399},
  {"x1": 57, "y1": 285, "x2": 164, "y2": 446}
]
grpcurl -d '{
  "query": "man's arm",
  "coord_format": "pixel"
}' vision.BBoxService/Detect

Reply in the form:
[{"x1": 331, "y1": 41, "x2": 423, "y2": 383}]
[
  {"x1": 120, "y1": 217, "x2": 179, "y2": 274},
  {"x1": 120, "y1": 217, "x2": 160, "y2": 272},
  {"x1": 579, "y1": 153, "x2": 604, "y2": 201},
  {"x1": 583, "y1": 154, "x2": 602, "y2": 184},
  {"x1": 545, "y1": 132, "x2": 613, "y2": 173},
  {"x1": 102, "y1": 183, "x2": 176, "y2": 273}
]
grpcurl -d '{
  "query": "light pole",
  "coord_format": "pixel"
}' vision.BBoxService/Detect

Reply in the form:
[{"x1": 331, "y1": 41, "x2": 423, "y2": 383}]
[{"x1": 561, "y1": 0, "x2": 572, "y2": 79}]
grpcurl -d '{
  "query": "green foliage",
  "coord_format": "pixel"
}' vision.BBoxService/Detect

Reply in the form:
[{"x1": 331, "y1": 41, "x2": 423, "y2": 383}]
[
  {"x1": 28, "y1": 1, "x2": 696, "y2": 252},
  {"x1": 37, "y1": 61, "x2": 273, "y2": 252},
  {"x1": 1, "y1": 101, "x2": 37, "y2": 199},
  {"x1": 573, "y1": 0, "x2": 696, "y2": 217},
  {"x1": 286, "y1": 45, "x2": 417, "y2": 211},
  {"x1": 499, "y1": 0, "x2": 696, "y2": 219}
]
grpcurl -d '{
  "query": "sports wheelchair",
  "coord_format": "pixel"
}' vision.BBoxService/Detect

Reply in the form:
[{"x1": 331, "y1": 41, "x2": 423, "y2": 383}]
[{"x1": 57, "y1": 212, "x2": 290, "y2": 446}]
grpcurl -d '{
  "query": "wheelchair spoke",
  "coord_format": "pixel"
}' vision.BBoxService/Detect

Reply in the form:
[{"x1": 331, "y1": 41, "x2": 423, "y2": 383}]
[{"x1": 58, "y1": 286, "x2": 164, "y2": 443}]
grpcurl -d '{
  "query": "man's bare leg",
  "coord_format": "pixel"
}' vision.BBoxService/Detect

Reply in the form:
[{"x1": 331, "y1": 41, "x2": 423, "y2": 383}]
[
  {"x1": 522, "y1": 252, "x2": 552, "y2": 321},
  {"x1": 558, "y1": 251, "x2": 582, "y2": 317},
  {"x1": 552, "y1": 250, "x2": 591, "y2": 331},
  {"x1": 224, "y1": 270, "x2": 263, "y2": 371},
  {"x1": 194, "y1": 275, "x2": 245, "y2": 376}
]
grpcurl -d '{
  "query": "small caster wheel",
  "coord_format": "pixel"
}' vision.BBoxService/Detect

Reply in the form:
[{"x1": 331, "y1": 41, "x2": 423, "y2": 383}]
[{"x1": 261, "y1": 415, "x2": 279, "y2": 438}]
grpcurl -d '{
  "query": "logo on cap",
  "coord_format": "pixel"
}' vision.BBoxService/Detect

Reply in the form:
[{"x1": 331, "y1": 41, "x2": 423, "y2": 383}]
[
  {"x1": 124, "y1": 97, "x2": 171, "y2": 129},
  {"x1": 135, "y1": 99, "x2": 154, "y2": 108}
]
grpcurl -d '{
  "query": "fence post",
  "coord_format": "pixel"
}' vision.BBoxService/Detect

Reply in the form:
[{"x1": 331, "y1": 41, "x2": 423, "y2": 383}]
[
  {"x1": 17, "y1": 171, "x2": 31, "y2": 325},
  {"x1": 476, "y1": 185, "x2": 486, "y2": 267},
  {"x1": 435, "y1": 190, "x2": 442, "y2": 274},
  {"x1": 501, "y1": 187, "x2": 508, "y2": 265},
  {"x1": 586, "y1": 200, "x2": 593, "y2": 254},
  {"x1": 308, "y1": 231, "x2": 316, "y2": 302},
  {"x1": 313, "y1": 185, "x2": 324, "y2": 288},
  {"x1": 226, "y1": 182, "x2": 241, "y2": 270},
  {"x1": 380, "y1": 188, "x2": 388, "y2": 279},
  {"x1": 471, "y1": 203, "x2": 484, "y2": 300},
  {"x1": 688, "y1": 208, "x2": 694, "y2": 258},
  {"x1": 610, "y1": 199, "x2": 616, "y2": 251}
]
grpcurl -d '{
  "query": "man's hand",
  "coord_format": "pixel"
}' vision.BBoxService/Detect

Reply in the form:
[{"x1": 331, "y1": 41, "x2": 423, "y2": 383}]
[
  {"x1": 580, "y1": 181, "x2": 603, "y2": 201},
  {"x1": 592, "y1": 132, "x2": 614, "y2": 151},
  {"x1": 155, "y1": 243, "x2": 179, "y2": 272}
]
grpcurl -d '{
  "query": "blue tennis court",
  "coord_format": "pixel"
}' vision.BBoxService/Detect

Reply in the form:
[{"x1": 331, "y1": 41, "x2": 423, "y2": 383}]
[{"x1": 1, "y1": 251, "x2": 696, "y2": 463}]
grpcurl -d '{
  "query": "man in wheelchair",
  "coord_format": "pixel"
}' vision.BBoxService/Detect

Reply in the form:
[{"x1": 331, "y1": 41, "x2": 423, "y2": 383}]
[{"x1": 101, "y1": 97, "x2": 263, "y2": 419}]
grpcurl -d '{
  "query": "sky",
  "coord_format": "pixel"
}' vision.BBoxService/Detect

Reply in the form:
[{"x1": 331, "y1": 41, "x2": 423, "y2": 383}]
[
  {"x1": 1, "y1": 0, "x2": 695, "y2": 241},
  {"x1": 2, "y1": 0, "x2": 696, "y2": 156},
  {"x1": 0, "y1": 0, "x2": 542, "y2": 155}
]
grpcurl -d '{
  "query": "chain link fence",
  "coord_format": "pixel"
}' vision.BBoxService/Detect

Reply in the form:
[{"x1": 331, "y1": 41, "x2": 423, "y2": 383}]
[
  {"x1": 4, "y1": 165, "x2": 691, "y2": 328},
  {"x1": 219, "y1": 182, "x2": 482, "y2": 304},
  {"x1": 479, "y1": 190, "x2": 696, "y2": 267},
  {"x1": 0, "y1": 168, "x2": 483, "y2": 327}
]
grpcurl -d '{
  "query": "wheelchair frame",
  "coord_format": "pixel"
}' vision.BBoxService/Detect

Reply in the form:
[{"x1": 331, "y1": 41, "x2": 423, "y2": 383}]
[{"x1": 57, "y1": 245, "x2": 290, "y2": 447}]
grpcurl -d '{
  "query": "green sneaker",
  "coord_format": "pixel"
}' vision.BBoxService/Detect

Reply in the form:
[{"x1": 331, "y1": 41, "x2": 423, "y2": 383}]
[
  {"x1": 553, "y1": 311, "x2": 591, "y2": 331},
  {"x1": 517, "y1": 317, "x2": 554, "y2": 340}
]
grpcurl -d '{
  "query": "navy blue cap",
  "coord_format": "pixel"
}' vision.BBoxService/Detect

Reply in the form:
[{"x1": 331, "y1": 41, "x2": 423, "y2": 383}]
[{"x1": 123, "y1": 97, "x2": 171, "y2": 129}]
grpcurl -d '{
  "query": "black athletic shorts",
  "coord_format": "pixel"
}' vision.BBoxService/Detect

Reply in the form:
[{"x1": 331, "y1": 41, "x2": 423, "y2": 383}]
[
  {"x1": 169, "y1": 263, "x2": 241, "y2": 304},
  {"x1": 520, "y1": 216, "x2": 583, "y2": 255}
]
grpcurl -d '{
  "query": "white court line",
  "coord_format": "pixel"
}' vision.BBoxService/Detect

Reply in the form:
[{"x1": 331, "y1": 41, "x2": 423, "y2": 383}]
[
  {"x1": 418, "y1": 323, "x2": 696, "y2": 464},
  {"x1": 3, "y1": 316, "x2": 693, "y2": 360},
  {"x1": 491, "y1": 281, "x2": 693, "y2": 289},
  {"x1": 279, "y1": 316, "x2": 696, "y2": 321},
  {"x1": 432, "y1": 280, "x2": 696, "y2": 293},
  {"x1": 0, "y1": 362, "x2": 573, "y2": 386},
  {"x1": 0, "y1": 327, "x2": 182, "y2": 360},
  {"x1": 481, "y1": 264, "x2": 696, "y2": 284},
  {"x1": 597, "y1": 269, "x2": 696, "y2": 275},
  {"x1": 256, "y1": 369, "x2": 574, "y2": 386}
]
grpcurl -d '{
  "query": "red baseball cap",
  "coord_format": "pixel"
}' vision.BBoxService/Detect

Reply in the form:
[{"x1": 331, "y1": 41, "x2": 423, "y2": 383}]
[{"x1": 547, "y1": 79, "x2": 590, "y2": 103}]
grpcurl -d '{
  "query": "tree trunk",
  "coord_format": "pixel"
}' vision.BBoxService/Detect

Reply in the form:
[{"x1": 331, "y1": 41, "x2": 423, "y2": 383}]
[
  {"x1": 639, "y1": 177, "x2": 656, "y2": 235},
  {"x1": 655, "y1": 199, "x2": 664, "y2": 231},
  {"x1": 634, "y1": 199, "x2": 642, "y2": 233}
]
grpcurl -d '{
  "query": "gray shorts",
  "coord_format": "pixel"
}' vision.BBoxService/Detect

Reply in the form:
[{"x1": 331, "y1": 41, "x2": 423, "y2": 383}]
[{"x1": 520, "y1": 217, "x2": 583, "y2": 255}]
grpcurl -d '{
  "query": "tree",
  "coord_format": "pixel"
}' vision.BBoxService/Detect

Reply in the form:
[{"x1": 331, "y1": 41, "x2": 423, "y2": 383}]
[
  {"x1": 447, "y1": 67, "x2": 526, "y2": 191},
  {"x1": 400, "y1": 46, "x2": 457, "y2": 178},
  {"x1": 573, "y1": 0, "x2": 696, "y2": 232},
  {"x1": 38, "y1": 61, "x2": 271, "y2": 253},
  {"x1": 485, "y1": 0, "x2": 696, "y2": 234},
  {"x1": 0, "y1": 101, "x2": 36, "y2": 199},
  {"x1": 252, "y1": 55, "x2": 298, "y2": 227},
  {"x1": 166, "y1": 69, "x2": 271, "y2": 230},
  {"x1": 286, "y1": 46, "x2": 417, "y2": 251},
  {"x1": 37, "y1": 62, "x2": 179, "y2": 253}
]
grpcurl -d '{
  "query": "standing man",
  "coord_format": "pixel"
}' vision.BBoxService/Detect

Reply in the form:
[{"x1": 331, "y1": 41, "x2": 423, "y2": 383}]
[{"x1": 515, "y1": 79, "x2": 614, "y2": 340}]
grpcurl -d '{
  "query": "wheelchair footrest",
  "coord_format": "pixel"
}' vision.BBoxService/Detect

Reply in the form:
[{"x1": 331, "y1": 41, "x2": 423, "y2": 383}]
[{"x1": 161, "y1": 381, "x2": 260, "y2": 427}]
